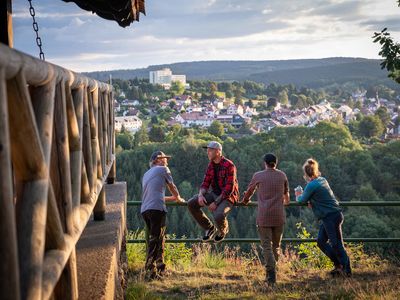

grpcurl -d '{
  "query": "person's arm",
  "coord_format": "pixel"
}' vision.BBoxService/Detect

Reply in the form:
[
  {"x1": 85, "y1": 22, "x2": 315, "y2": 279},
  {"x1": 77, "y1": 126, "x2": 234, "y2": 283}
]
[
  {"x1": 166, "y1": 182, "x2": 184, "y2": 202},
  {"x1": 241, "y1": 173, "x2": 259, "y2": 204},
  {"x1": 218, "y1": 163, "x2": 237, "y2": 205},
  {"x1": 283, "y1": 176, "x2": 290, "y2": 205},
  {"x1": 199, "y1": 163, "x2": 213, "y2": 196},
  {"x1": 297, "y1": 181, "x2": 316, "y2": 204},
  {"x1": 164, "y1": 167, "x2": 184, "y2": 202}
]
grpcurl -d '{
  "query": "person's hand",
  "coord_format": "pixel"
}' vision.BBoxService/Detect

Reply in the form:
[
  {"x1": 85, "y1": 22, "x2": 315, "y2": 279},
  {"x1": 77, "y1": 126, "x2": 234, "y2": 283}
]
[
  {"x1": 241, "y1": 199, "x2": 250, "y2": 206},
  {"x1": 176, "y1": 196, "x2": 185, "y2": 203},
  {"x1": 295, "y1": 190, "x2": 303, "y2": 197},
  {"x1": 198, "y1": 194, "x2": 207, "y2": 207},
  {"x1": 208, "y1": 202, "x2": 217, "y2": 212}
]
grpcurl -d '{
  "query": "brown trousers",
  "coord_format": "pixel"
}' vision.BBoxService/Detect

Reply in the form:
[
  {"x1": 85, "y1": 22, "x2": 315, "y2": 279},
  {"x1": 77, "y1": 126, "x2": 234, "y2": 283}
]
[
  {"x1": 257, "y1": 225, "x2": 284, "y2": 272},
  {"x1": 187, "y1": 192, "x2": 233, "y2": 235}
]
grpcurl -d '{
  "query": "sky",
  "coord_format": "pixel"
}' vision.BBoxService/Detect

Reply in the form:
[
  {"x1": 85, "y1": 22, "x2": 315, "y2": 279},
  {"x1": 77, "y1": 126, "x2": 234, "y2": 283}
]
[{"x1": 11, "y1": 0, "x2": 400, "y2": 72}]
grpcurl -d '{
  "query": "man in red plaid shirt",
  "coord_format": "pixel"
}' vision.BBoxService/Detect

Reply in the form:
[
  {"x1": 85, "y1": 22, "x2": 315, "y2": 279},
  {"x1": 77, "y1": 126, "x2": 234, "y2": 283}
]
[{"x1": 188, "y1": 141, "x2": 239, "y2": 243}]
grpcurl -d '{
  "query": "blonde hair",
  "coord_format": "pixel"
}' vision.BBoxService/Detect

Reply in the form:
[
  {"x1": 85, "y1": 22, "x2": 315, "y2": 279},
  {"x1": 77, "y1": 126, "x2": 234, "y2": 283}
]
[{"x1": 303, "y1": 158, "x2": 320, "y2": 178}]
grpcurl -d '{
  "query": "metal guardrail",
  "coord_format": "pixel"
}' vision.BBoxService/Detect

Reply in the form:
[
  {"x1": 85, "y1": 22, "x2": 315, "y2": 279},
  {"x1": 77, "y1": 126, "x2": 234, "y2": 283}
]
[
  {"x1": 127, "y1": 201, "x2": 400, "y2": 207},
  {"x1": 127, "y1": 200, "x2": 400, "y2": 244}
]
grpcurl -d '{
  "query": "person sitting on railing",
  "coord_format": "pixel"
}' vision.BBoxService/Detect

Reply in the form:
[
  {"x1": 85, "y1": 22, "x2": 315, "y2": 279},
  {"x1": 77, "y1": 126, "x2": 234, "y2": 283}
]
[
  {"x1": 141, "y1": 151, "x2": 185, "y2": 280},
  {"x1": 188, "y1": 141, "x2": 239, "y2": 243},
  {"x1": 296, "y1": 158, "x2": 352, "y2": 277},
  {"x1": 241, "y1": 153, "x2": 290, "y2": 286}
]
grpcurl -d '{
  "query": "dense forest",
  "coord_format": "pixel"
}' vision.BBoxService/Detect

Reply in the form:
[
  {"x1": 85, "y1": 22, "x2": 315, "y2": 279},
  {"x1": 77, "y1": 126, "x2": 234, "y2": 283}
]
[{"x1": 117, "y1": 122, "x2": 400, "y2": 255}]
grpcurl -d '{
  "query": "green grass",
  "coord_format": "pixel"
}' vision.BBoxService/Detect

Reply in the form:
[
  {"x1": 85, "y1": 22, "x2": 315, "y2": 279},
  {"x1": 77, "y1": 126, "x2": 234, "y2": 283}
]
[{"x1": 125, "y1": 232, "x2": 400, "y2": 299}]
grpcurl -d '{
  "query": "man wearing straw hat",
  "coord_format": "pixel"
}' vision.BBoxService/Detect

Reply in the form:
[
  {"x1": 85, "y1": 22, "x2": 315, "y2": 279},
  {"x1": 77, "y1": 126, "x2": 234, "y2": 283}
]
[{"x1": 141, "y1": 150, "x2": 184, "y2": 280}]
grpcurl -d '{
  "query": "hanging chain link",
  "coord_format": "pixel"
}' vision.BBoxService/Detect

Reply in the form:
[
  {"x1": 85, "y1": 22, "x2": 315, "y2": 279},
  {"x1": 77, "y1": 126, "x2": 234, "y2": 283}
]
[{"x1": 28, "y1": 0, "x2": 45, "y2": 60}]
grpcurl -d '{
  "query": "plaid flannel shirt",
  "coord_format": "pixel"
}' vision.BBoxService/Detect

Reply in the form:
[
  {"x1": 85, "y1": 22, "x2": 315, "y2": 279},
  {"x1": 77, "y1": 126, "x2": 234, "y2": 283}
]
[{"x1": 200, "y1": 156, "x2": 239, "y2": 204}]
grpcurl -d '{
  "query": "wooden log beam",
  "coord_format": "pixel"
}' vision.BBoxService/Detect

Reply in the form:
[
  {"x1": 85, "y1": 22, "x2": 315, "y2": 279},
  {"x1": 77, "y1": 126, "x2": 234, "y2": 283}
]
[
  {"x1": 66, "y1": 84, "x2": 82, "y2": 227},
  {"x1": 8, "y1": 71, "x2": 52, "y2": 300},
  {"x1": 41, "y1": 157, "x2": 114, "y2": 299},
  {"x1": 0, "y1": 68, "x2": 20, "y2": 300},
  {"x1": 53, "y1": 80, "x2": 78, "y2": 300},
  {"x1": 7, "y1": 72, "x2": 47, "y2": 181},
  {"x1": 82, "y1": 88, "x2": 94, "y2": 192}
]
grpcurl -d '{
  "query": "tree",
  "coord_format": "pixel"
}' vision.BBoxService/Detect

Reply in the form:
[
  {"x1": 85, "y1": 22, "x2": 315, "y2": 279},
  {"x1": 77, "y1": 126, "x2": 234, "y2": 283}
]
[
  {"x1": 373, "y1": 26, "x2": 400, "y2": 83},
  {"x1": 133, "y1": 125, "x2": 149, "y2": 147},
  {"x1": 209, "y1": 82, "x2": 218, "y2": 95},
  {"x1": 116, "y1": 132, "x2": 134, "y2": 150},
  {"x1": 149, "y1": 125, "x2": 166, "y2": 142},
  {"x1": 278, "y1": 90, "x2": 289, "y2": 105},
  {"x1": 208, "y1": 121, "x2": 225, "y2": 137},
  {"x1": 359, "y1": 115, "x2": 385, "y2": 138},
  {"x1": 267, "y1": 97, "x2": 278, "y2": 108},
  {"x1": 248, "y1": 99, "x2": 254, "y2": 108},
  {"x1": 169, "y1": 100, "x2": 177, "y2": 109},
  {"x1": 170, "y1": 81, "x2": 185, "y2": 96},
  {"x1": 375, "y1": 107, "x2": 391, "y2": 127}
]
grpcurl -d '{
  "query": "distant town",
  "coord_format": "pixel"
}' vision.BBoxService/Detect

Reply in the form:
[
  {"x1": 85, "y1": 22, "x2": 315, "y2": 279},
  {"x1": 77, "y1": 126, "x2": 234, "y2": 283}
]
[{"x1": 113, "y1": 68, "x2": 400, "y2": 140}]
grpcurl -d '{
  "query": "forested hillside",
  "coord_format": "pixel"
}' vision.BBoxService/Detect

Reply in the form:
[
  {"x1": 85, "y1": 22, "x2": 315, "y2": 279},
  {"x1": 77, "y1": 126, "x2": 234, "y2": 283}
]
[{"x1": 85, "y1": 58, "x2": 395, "y2": 88}]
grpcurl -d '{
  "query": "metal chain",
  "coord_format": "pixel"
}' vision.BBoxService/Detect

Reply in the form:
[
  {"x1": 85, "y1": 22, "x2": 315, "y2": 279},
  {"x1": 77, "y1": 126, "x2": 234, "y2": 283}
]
[{"x1": 27, "y1": 0, "x2": 45, "y2": 60}]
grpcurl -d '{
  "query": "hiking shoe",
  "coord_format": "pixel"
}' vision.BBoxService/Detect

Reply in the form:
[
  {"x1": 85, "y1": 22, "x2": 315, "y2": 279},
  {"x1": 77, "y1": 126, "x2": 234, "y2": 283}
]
[
  {"x1": 214, "y1": 233, "x2": 226, "y2": 243},
  {"x1": 329, "y1": 265, "x2": 344, "y2": 277},
  {"x1": 266, "y1": 270, "x2": 276, "y2": 286},
  {"x1": 202, "y1": 226, "x2": 217, "y2": 242},
  {"x1": 344, "y1": 259, "x2": 352, "y2": 277}
]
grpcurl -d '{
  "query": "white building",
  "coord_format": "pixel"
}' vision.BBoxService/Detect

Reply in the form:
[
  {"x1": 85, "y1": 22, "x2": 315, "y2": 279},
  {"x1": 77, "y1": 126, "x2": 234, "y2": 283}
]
[
  {"x1": 227, "y1": 104, "x2": 244, "y2": 115},
  {"x1": 175, "y1": 112, "x2": 213, "y2": 128},
  {"x1": 115, "y1": 116, "x2": 142, "y2": 133},
  {"x1": 337, "y1": 105, "x2": 355, "y2": 123},
  {"x1": 149, "y1": 68, "x2": 187, "y2": 88}
]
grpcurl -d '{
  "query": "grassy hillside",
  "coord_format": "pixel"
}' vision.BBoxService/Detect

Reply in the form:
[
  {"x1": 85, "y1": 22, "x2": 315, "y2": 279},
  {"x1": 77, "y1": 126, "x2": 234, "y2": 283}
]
[
  {"x1": 125, "y1": 236, "x2": 400, "y2": 300},
  {"x1": 84, "y1": 57, "x2": 393, "y2": 88}
]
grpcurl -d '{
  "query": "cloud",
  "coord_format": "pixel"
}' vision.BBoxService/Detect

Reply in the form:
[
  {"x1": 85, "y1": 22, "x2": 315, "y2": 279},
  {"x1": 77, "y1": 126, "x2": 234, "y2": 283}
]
[{"x1": 10, "y1": 0, "x2": 398, "y2": 71}]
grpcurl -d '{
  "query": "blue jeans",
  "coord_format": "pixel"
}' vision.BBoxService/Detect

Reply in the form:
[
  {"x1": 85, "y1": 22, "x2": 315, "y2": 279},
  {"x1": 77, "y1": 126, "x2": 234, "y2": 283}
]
[{"x1": 317, "y1": 211, "x2": 350, "y2": 270}]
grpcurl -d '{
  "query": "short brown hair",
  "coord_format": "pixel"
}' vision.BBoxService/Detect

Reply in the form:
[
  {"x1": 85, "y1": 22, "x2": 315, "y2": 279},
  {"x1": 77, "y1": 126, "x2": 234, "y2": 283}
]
[{"x1": 303, "y1": 158, "x2": 320, "y2": 178}]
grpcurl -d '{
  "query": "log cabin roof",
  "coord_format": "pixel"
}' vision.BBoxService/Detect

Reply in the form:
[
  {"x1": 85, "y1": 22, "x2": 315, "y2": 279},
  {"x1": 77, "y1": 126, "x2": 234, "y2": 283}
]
[{"x1": 62, "y1": 0, "x2": 145, "y2": 27}]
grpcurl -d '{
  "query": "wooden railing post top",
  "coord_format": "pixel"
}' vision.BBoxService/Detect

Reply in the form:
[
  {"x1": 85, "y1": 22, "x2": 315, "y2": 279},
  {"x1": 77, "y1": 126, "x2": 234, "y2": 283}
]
[{"x1": 0, "y1": 43, "x2": 113, "y2": 92}]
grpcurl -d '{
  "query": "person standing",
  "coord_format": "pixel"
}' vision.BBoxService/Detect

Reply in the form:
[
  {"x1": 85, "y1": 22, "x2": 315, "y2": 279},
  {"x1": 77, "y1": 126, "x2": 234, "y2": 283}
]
[
  {"x1": 141, "y1": 151, "x2": 184, "y2": 279},
  {"x1": 188, "y1": 141, "x2": 239, "y2": 243},
  {"x1": 296, "y1": 158, "x2": 352, "y2": 277},
  {"x1": 241, "y1": 153, "x2": 290, "y2": 286}
]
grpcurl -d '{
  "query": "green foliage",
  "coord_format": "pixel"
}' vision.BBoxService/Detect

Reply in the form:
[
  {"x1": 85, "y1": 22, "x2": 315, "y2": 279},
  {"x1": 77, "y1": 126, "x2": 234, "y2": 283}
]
[
  {"x1": 149, "y1": 125, "x2": 166, "y2": 142},
  {"x1": 170, "y1": 81, "x2": 185, "y2": 96},
  {"x1": 293, "y1": 223, "x2": 334, "y2": 270},
  {"x1": 116, "y1": 131, "x2": 134, "y2": 150},
  {"x1": 195, "y1": 251, "x2": 227, "y2": 270},
  {"x1": 208, "y1": 121, "x2": 225, "y2": 138},
  {"x1": 164, "y1": 235, "x2": 193, "y2": 270},
  {"x1": 373, "y1": 27, "x2": 400, "y2": 83},
  {"x1": 358, "y1": 115, "x2": 385, "y2": 138},
  {"x1": 126, "y1": 283, "x2": 160, "y2": 300}
]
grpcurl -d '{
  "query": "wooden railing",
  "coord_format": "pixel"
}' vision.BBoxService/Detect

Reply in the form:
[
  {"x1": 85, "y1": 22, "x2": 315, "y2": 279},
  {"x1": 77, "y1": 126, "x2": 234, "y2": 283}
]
[{"x1": 0, "y1": 43, "x2": 115, "y2": 300}]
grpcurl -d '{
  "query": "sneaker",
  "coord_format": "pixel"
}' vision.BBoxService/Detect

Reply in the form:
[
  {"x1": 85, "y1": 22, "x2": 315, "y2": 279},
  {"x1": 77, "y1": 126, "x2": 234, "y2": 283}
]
[
  {"x1": 344, "y1": 259, "x2": 352, "y2": 277},
  {"x1": 202, "y1": 226, "x2": 217, "y2": 242},
  {"x1": 329, "y1": 265, "x2": 344, "y2": 276},
  {"x1": 214, "y1": 233, "x2": 226, "y2": 243}
]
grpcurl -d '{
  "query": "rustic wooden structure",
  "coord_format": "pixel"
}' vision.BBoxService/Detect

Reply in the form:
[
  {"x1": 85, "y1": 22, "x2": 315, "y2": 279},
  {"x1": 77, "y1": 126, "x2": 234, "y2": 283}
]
[
  {"x1": 0, "y1": 43, "x2": 116, "y2": 300},
  {"x1": 63, "y1": 0, "x2": 146, "y2": 27}
]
